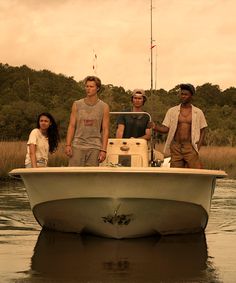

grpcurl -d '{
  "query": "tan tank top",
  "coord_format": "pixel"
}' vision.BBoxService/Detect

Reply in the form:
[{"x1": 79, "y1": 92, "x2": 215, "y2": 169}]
[{"x1": 72, "y1": 98, "x2": 105, "y2": 150}]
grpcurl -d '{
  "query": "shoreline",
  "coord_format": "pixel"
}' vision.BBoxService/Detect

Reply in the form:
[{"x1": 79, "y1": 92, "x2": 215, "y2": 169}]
[{"x1": 1, "y1": 142, "x2": 236, "y2": 180}]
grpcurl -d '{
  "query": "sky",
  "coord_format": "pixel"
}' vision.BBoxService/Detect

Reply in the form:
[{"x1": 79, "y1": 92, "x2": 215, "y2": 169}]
[{"x1": 1, "y1": 0, "x2": 236, "y2": 91}]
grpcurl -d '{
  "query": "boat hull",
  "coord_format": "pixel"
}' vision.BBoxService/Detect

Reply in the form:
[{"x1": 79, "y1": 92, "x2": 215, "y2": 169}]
[
  {"x1": 10, "y1": 167, "x2": 226, "y2": 238},
  {"x1": 34, "y1": 198, "x2": 207, "y2": 238}
]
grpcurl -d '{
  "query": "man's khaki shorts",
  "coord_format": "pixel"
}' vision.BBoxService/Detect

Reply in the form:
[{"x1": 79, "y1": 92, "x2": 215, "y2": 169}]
[{"x1": 170, "y1": 142, "x2": 201, "y2": 169}]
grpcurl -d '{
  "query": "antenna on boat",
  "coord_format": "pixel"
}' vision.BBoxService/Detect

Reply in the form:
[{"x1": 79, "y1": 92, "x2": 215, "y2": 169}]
[
  {"x1": 150, "y1": 0, "x2": 157, "y2": 92},
  {"x1": 150, "y1": 0, "x2": 158, "y2": 166},
  {"x1": 154, "y1": 46, "x2": 157, "y2": 90},
  {"x1": 150, "y1": 0, "x2": 158, "y2": 92},
  {"x1": 150, "y1": 0, "x2": 153, "y2": 93}
]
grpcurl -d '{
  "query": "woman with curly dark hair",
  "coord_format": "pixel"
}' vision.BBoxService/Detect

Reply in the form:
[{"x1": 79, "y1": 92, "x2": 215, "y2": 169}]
[{"x1": 25, "y1": 112, "x2": 60, "y2": 168}]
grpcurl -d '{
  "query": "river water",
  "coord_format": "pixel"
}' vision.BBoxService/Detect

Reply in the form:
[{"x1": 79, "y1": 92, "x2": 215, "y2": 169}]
[{"x1": 0, "y1": 179, "x2": 235, "y2": 283}]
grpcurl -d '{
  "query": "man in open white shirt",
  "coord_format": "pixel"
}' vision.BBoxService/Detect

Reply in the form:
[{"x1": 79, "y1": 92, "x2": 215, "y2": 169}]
[{"x1": 152, "y1": 83, "x2": 207, "y2": 168}]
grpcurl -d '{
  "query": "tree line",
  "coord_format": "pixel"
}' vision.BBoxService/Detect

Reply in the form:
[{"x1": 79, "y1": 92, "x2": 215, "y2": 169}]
[{"x1": 0, "y1": 63, "x2": 236, "y2": 146}]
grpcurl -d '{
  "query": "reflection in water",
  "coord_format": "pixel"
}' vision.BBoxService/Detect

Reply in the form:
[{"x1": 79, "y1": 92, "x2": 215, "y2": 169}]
[
  {"x1": 30, "y1": 230, "x2": 220, "y2": 283},
  {"x1": 1, "y1": 179, "x2": 235, "y2": 282}
]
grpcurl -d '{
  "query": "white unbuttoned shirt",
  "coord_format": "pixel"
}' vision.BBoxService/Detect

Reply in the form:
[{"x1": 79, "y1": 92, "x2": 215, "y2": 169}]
[
  {"x1": 162, "y1": 104, "x2": 208, "y2": 155},
  {"x1": 25, "y1": 128, "x2": 49, "y2": 166}
]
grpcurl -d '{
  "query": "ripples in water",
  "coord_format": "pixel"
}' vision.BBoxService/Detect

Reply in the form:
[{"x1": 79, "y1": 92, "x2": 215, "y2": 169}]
[
  {"x1": 206, "y1": 179, "x2": 236, "y2": 235},
  {"x1": 0, "y1": 179, "x2": 236, "y2": 282}
]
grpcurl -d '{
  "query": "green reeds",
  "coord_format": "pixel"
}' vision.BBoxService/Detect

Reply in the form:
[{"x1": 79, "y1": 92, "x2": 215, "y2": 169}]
[{"x1": 0, "y1": 141, "x2": 235, "y2": 179}]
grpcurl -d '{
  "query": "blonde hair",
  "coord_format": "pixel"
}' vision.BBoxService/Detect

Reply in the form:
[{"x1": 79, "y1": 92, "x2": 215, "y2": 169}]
[{"x1": 84, "y1": 76, "x2": 101, "y2": 91}]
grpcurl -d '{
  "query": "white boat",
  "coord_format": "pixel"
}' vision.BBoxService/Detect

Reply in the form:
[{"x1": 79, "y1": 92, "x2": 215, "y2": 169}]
[{"x1": 9, "y1": 137, "x2": 227, "y2": 239}]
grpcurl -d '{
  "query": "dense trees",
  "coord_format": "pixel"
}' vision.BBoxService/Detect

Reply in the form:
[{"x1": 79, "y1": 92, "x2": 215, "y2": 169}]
[{"x1": 0, "y1": 63, "x2": 235, "y2": 145}]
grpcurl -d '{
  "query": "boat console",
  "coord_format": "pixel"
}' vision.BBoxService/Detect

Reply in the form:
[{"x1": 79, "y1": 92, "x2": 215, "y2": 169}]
[{"x1": 103, "y1": 138, "x2": 149, "y2": 167}]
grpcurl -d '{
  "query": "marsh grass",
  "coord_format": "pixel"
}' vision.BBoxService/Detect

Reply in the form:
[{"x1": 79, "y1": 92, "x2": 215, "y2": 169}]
[
  {"x1": 200, "y1": 146, "x2": 236, "y2": 178},
  {"x1": 48, "y1": 143, "x2": 69, "y2": 167},
  {"x1": 0, "y1": 141, "x2": 69, "y2": 179},
  {"x1": 0, "y1": 141, "x2": 26, "y2": 179},
  {"x1": 0, "y1": 141, "x2": 235, "y2": 179}
]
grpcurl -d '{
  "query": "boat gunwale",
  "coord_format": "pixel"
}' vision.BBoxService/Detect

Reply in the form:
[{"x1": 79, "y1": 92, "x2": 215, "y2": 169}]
[{"x1": 9, "y1": 167, "x2": 227, "y2": 178}]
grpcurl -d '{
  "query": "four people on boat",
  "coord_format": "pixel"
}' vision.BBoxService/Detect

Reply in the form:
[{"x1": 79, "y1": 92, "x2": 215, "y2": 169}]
[
  {"x1": 116, "y1": 89, "x2": 151, "y2": 141},
  {"x1": 151, "y1": 83, "x2": 207, "y2": 168},
  {"x1": 24, "y1": 79, "x2": 207, "y2": 169}
]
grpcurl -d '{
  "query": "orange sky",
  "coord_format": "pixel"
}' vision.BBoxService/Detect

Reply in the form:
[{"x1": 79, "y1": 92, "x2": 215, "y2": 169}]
[{"x1": 1, "y1": 0, "x2": 236, "y2": 91}]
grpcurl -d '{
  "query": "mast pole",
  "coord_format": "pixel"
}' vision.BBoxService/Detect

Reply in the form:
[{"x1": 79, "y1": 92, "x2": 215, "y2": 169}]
[
  {"x1": 150, "y1": 0, "x2": 155, "y2": 164},
  {"x1": 150, "y1": 0, "x2": 153, "y2": 93}
]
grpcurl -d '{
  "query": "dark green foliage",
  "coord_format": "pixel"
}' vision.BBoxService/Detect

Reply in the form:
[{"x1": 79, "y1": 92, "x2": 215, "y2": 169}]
[
  {"x1": 0, "y1": 63, "x2": 235, "y2": 145},
  {"x1": 0, "y1": 63, "x2": 83, "y2": 139}
]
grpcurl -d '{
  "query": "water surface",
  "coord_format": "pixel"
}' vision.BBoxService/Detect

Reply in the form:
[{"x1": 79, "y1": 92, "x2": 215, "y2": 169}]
[{"x1": 0, "y1": 179, "x2": 235, "y2": 283}]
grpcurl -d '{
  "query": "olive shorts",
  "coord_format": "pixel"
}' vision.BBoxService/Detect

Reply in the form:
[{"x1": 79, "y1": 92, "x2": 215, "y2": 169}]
[
  {"x1": 69, "y1": 148, "x2": 100, "y2": 167},
  {"x1": 170, "y1": 142, "x2": 202, "y2": 169}
]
